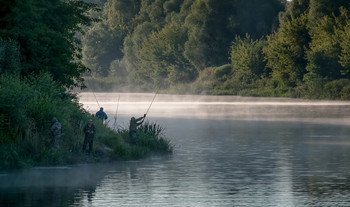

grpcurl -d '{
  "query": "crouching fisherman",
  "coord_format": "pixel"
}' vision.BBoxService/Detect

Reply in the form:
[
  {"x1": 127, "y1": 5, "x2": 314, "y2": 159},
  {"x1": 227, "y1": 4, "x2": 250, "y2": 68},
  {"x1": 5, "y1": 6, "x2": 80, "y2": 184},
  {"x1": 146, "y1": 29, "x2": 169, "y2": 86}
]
[
  {"x1": 129, "y1": 114, "x2": 146, "y2": 144},
  {"x1": 83, "y1": 119, "x2": 96, "y2": 154},
  {"x1": 50, "y1": 117, "x2": 62, "y2": 149}
]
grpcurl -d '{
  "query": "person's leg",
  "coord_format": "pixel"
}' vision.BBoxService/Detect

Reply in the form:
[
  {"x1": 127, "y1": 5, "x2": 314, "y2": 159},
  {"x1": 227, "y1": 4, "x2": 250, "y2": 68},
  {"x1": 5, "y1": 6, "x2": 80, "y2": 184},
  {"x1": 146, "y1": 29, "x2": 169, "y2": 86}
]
[
  {"x1": 82, "y1": 137, "x2": 87, "y2": 152},
  {"x1": 89, "y1": 139, "x2": 93, "y2": 154},
  {"x1": 53, "y1": 135, "x2": 60, "y2": 149}
]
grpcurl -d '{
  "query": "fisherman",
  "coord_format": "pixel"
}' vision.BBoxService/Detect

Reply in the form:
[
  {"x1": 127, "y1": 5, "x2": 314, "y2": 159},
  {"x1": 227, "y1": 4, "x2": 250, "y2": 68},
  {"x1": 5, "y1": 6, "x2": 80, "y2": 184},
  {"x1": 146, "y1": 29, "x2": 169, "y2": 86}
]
[
  {"x1": 129, "y1": 114, "x2": 146, "y2": 144},
  {"x1": 96, "y1": 107, "x2": 108, "y2": 121},
  {"x1": 50, "y1": 117, "x2": 62, "y2": 149},
  {"x1": 83, "y1": 119, "x2": 96, "y2": 154}
]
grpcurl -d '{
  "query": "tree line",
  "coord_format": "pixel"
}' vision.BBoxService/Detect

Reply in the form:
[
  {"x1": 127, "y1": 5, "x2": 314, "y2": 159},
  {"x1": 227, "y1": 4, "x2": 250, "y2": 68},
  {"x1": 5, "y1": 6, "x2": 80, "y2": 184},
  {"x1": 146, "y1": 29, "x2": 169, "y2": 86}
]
[{"x1": 82, "y1": 0, "x2": 350, "y2": 99}]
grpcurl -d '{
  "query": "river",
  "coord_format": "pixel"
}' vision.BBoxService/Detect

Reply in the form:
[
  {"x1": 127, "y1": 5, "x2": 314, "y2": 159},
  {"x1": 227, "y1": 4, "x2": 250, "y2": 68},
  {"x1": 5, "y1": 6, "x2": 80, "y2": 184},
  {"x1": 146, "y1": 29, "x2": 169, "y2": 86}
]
[{"x1": 1, "y1": 93, "x2": 350, "y2": 207}]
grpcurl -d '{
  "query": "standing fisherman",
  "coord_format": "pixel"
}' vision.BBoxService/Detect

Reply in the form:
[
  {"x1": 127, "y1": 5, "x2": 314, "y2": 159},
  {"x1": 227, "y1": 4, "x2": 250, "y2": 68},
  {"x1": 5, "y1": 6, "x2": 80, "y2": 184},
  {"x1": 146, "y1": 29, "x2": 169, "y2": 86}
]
[
  {"x1": 129, "y1": 114, "x2": 146, "y2": 144},
  {"x1": 96, "y1": 107, "x2": 108, "y2": 121},
  {"x1": 83, "y1": 119, "x2": 96, "y2": 154},
  {"x1": 50, "y1": 117, "x2": 62, "y2": 149}
]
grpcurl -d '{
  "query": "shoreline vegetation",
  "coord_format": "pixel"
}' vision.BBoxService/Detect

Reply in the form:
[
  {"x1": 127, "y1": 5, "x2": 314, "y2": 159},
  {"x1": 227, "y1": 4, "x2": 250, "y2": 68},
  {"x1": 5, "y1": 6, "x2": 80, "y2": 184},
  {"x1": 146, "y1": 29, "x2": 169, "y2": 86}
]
[{"x1": 0, "y1": 73, "x2": 173, "y2": 170}]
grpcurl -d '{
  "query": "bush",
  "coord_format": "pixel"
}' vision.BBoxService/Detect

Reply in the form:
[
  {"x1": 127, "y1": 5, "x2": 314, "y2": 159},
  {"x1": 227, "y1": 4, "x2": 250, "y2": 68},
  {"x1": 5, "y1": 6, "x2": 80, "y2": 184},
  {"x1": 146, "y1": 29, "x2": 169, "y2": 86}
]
[
  {"x1": 135, "y1": 122, "x2": 173, "y2": 153},
  {"x1": 340, "y1": 83, "x2": 350, "y2": 99},
  {"x1": 321, "y1": 79, "x2": 350, "y2": 99},
  {"x1": 214, "y1": 64, "x2": 232, "y2": 80}
]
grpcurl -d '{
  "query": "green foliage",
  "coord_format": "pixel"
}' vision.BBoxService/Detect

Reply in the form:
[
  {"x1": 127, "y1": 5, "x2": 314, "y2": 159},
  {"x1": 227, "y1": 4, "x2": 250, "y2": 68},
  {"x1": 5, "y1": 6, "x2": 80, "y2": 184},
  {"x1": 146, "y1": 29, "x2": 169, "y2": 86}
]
[
  {"x1": 231, "y1": 35, "x2": 268, "y2": 84},
  {"x1": 82, "y1": 21, "x2": 126, "y2": 77},
  {"x1": 340, "y1": 83, "x2": 350, "y2": 99},
  {"x1": 279, "y1": 0, "x2": 310, "y2": 24},
  {"x1": 0, "y1": 144, "x2": 29, "y2": 169},
  {"x1": 306, "y1": 15, "x2": 342, "y2": 79},
  {"x1": 135, "y1": 122, "x2": 173, "y2": 153},
  {"x1": 321, "y1": 79, "x2": 350, "y2": 99},
  {"x1": 0, "y1": 39, "x2": 21, "y2": 75},
  {"x1": 306, "y1": 7, "x2": 350, "y2": 80},
  {"x1": 214, "y1": 64, "x2": 232, "y2": 80},
  {"x1": 0, "y1": 0, "x2": 98, "y2": 88},
  {"x1": 265, "y1": 14, "x2": 310, "y2": 89},
  {"x1": 308, "y1": 0, "x2": 350, "y2": 27},
  {"x1": 137, "y1": 23, "x2": 196, "y2": 88}
]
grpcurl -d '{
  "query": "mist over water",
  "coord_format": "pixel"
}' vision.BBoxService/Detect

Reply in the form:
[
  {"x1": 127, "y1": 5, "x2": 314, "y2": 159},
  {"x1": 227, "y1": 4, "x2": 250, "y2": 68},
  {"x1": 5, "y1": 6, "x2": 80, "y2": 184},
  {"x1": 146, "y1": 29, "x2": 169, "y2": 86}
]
[
  {"x1": 2, "y1": 93, "x2": 350, "y2": 206},
  {"x1": 80, "y1": 92, "x2": 350, "y2": 126}
]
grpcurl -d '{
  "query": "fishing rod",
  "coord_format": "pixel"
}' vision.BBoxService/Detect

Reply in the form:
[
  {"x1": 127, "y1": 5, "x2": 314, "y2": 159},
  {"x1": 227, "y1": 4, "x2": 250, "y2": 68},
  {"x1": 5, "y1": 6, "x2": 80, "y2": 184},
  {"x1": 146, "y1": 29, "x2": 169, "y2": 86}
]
[
  {"x1": 145, "y1": 89, "x2": 159, "y2": 116},
  {"x1": 113, "y1": 94, "x2": 120, "y2": 131},
  {"x1": 85, "y1": 82, "x2": 101, "y2": 111},
  {"x1": 91, "y1": 90, "x2": 101, "y2": 109}
]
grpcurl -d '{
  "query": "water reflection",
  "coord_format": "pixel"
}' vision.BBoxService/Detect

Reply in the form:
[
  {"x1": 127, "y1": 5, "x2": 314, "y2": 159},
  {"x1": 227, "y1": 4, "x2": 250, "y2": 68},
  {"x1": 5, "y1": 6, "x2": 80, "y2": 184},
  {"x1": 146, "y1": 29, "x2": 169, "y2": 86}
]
[{"x1": 1, "y1": 93, "x2": 350, "y2": 206}]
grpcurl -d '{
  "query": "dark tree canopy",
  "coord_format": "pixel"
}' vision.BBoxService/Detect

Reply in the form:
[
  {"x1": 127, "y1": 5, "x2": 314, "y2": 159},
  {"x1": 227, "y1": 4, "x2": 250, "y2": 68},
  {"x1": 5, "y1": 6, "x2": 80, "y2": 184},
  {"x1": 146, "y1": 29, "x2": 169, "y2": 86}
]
[{"x1": 0, "y1": 0, "x2": 98, "y2": 88}]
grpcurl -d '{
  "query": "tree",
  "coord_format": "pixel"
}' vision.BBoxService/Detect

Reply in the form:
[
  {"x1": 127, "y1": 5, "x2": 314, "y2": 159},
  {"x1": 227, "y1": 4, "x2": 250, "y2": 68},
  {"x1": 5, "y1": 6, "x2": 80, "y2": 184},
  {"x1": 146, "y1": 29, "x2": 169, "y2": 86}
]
[
  {"x1": 82, "y1": 0, "x2": 141, "y2": 77},
  {"x1": 264, "y1": 14, "x2": 310, "y2": 88},
  {"x1": 122, "y1": 22, "x2": 155, "y2": 88},
  {"x1": 306, "y1": 14, "x2": 343, "y2": 79},
  {"x1": 230, "y1": 35, "x2": 268, "y2": 84},
  {"x1": 183, "y1": 0, "x2": 283, "y2": 71},
  {"x1": 307, "y1": 7, "x2": 350, "y2": 80},
  {"x1": 137, "y1": 23, "x2": 196, "y2": 88},
  {"x1": 279, "y1": 0, "x2": 310, "y2": 24},
  {"x1": 0, "y1": 0, "x2": 97, "y2": 88},
  {"x1": 82, "y1": 21, "x2": 126, "y2": 77},
  {"x1": 308, "y1": 0, "x2": 350, "y2": 27}
]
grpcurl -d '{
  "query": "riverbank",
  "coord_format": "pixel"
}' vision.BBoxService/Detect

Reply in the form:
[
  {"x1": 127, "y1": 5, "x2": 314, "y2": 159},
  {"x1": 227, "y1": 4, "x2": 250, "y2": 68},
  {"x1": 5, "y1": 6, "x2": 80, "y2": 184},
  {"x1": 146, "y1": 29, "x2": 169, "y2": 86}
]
[
  {"x1": 83, "y1": 71, "x2": 350, "y2": 100},
  {"x1": 0, "y1": 74, "x2": 172, "y2": 169}
]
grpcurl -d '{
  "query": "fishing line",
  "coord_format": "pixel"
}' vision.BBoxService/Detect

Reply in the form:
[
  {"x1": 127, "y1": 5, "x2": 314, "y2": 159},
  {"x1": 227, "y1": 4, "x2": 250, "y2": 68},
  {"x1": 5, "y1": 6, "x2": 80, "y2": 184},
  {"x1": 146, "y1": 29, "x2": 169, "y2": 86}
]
[
  {"x1": 145, "y1": 89, "x2": 159, "y2": 116},
  {"x1": 84, "y1": 82, "x2": 101, "y2": 111},
  {"x1": 113, "y1": 94, "x2": 120, "y2": 131}
]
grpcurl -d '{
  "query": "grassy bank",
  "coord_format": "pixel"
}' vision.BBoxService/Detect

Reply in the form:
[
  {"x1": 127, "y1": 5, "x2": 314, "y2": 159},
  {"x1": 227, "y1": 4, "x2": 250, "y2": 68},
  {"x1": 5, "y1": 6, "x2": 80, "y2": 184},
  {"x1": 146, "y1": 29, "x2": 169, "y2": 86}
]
[{"x1": 0, "y1": 74, "x2": 172, "y2": 169}]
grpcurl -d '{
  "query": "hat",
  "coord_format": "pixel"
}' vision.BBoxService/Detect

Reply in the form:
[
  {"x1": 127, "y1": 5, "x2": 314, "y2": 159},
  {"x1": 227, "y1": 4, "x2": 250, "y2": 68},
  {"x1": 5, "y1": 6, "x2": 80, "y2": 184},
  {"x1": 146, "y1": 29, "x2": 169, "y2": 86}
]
[{"x1": 88, "y1": 119, "x2": 93, "y2": 122}]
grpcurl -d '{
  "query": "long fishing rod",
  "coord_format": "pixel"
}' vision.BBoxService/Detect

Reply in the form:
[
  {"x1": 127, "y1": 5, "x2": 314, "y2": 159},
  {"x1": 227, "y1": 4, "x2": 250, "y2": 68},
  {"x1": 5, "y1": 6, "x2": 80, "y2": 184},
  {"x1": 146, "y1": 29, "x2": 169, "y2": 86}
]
[
  {"x1": 85, "y1": 82, "x2": 101, "y2": 111},
  {"x1": 113, "y1": 94, "x2": 120, "y2": 131},
  {"x1": 115, "y1": 94, "x2": 120, "y2": 120},
  {"x1": 145, "y1": 89, "x2": 159, "y2": 116},
  {"x1": 91, "y1": 90, "x2": 101, "y2": 109}
]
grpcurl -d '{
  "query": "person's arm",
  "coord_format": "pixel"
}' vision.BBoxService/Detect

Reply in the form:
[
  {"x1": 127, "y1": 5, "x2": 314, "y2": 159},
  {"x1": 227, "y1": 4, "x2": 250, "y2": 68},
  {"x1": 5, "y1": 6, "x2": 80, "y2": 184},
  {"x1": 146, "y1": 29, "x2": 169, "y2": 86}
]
[
  {"x1": 104, "y1": 112, "x2": 108, "y2": 120},
  {"x1": 135, "y1": 116, "x2": 144, "y2": 122},
  {"x1": 136, "y1": 114, "x2": 146, "y2": 126}
]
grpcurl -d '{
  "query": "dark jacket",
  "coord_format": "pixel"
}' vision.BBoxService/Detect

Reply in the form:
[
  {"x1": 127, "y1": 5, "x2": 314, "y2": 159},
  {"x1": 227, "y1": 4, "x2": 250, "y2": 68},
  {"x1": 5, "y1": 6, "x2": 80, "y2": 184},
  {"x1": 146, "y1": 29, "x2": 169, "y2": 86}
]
[
  {"x1": 129, "y1": 116, "x2": 145, "y2": 132},
  {"x1": 83, "y1": 123, "x2": 96, "y2": 139}
]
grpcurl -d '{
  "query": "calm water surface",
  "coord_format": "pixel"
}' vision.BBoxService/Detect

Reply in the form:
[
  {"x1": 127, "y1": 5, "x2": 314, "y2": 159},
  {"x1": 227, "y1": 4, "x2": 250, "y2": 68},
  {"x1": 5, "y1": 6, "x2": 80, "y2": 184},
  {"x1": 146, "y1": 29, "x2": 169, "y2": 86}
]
[{"x1": 1, "y1": 93, "x2": 350, "y2": 207}]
